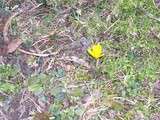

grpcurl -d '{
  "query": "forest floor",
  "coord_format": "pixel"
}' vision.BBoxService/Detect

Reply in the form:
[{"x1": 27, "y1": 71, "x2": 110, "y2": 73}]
[{"x1": 0, "y1": 0, "x2": 160, "y2": 120}]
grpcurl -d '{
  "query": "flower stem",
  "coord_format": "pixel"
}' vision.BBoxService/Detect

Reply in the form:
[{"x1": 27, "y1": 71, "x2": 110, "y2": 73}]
[{"x1": 96, "y1": 59, "x2": 99, "y2": 68}]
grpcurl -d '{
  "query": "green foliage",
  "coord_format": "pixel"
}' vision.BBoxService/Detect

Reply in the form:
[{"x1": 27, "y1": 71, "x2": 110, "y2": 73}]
[
  {"x1": 0, "y1": 65, "x2": 19, "y2": 94},
  {"x1": 70, "y1": 87, "x2": 84, "y2": 97},
  {"x1": 36, "y1": 0, "x2": 47, "y2": 5},
  {"x1": 51, "y1": 86, "x2": 66, "y2": 101},
  {"x1": 0, "y1": 64, "x2": 18, "y2": 79},
  {"x1": 28, "y1": 73, "x2": 51, "y2": 93},
  {"x1": 11, "y1": 19, "x2": 19, "y2": 36},
  {"x1": 1, "y1": 0, "x2": 160, "y2": 119},
  {"x1": 85, "y1": 15, "x2": 107, "y2": 36},
  {"x1": 49, "y1": 104, "x2": 84, "y2": 120},
  {"x1": 52, "y1": 68, "x2": 65, "y2": 78},
  {"x1": 60, "y1": 107, "x2": 79, "y2": 120},
  {"x1": 0, "y1": 82, "x2": 18, "y2": 93},
  {"x1": 74, "y1": 69, "x2": 91, "y2": 81},
  {"x1": 95, "y1": 0, "x2": 108, "y2": 13},
  {"x1": 28, "y1": 82, "x2": 43, "y2": 93},
  {"x1": 119, "y1": 0, "x2": 137, "y2": 17},
  {"x1": 103, "y1": 52, "x2": 160, "y2": 97},
  {"x1": 0, "y1": 0, "x2": 5, "y2": 8},
  {"x1": 20, "y1": 32, "x2": 33, "y2": 48},
  {"x1": 42, "y1": 14, "x2": 55, "y2": 27}
]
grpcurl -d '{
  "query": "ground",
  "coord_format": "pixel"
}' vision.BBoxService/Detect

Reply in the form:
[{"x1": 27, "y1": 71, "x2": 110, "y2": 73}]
[{"x1": 0, "y1": 0, "x2": 160, "y2": 120}]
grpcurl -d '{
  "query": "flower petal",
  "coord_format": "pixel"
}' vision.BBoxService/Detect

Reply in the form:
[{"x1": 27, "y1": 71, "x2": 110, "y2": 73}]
[{"x1": 87, "y1": 43, "x2": 103, "y2": 59}]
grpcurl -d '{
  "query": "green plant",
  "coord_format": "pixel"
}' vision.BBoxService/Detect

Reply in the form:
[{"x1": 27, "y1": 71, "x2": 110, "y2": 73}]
[{"x1": 0, "y1": 65, "x2": 19, "y2": 94}]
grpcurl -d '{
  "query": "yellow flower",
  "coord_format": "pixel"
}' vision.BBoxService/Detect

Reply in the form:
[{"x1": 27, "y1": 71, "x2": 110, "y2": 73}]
[{"x1": 87, "y1": 43, "x2": 103, "y2": 59}]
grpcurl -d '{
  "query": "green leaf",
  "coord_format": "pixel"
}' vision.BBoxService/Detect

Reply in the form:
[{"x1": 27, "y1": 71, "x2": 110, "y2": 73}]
[
  {"x1": 0, "y1": 65, "x2": 18, "y2": 80},
  {"x1": 0, "y1": 82, "x2": 17, "y2": 93},
  {"x1": 71, "y1": 88, "x2": 84, "y2": 97},
  {"x1": 49, "y1": 103, "x2": 62, "y2": 116},
  {"x1": 28, "y1": 83, "x2": 43, "y2": 92},
  {"x1": 51, "y1": 86, "x2": 66, "y2": 101},
  {"x1": 53, "y1": 68, "x2": 65, "y2": 78}
]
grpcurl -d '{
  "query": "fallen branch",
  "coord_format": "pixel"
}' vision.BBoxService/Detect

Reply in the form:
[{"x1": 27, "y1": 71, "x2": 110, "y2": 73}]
[
  {"x1": 27, "y1": 97, "x2": 43, "y2": 113},
  {"x1": 18, "y1": 48, "x2": 61, "y2": 57}
]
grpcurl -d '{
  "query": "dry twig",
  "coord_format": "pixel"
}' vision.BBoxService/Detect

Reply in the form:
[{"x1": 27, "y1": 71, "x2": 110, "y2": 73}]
[
  {"x1": 59, "y1": 56, "x2": 91, "y2": 69},
  {"x1": 0, "y1": 106, "x2": 8, "y2": 120},
  {"x1": 18, "y1": 48, "x2": 61, "y2": 57}
]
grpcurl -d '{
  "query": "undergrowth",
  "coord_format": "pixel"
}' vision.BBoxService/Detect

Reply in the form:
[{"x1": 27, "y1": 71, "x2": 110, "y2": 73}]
[{"x1": 1, "y1": 0, "x2": 160, "y2": 120}]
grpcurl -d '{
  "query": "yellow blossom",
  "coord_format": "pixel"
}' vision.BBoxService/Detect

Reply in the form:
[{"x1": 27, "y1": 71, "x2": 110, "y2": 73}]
[{"x1": 87, "y1": 43, "x2": 103, "y2": 59}]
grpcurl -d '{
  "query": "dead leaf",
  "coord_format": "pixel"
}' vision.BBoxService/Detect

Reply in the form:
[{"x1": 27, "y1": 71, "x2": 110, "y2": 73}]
[
  {"x1": 33, "y1": 112, "x2": 50, "y2": 120},
  {"x1": 0, "y1": 9, "x2": 10, "y2": 31},
  {"x1": 7, "y1": 39, "x2": 22, "y2": 53},
  {"x1": 0, "y1": 45, "x2": 8, "y2": 56}
]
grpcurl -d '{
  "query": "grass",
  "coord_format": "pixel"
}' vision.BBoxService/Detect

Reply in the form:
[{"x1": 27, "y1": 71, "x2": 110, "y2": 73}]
[{"x1": 1, "y1": 0, "x2": 160, "y2": 119}]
